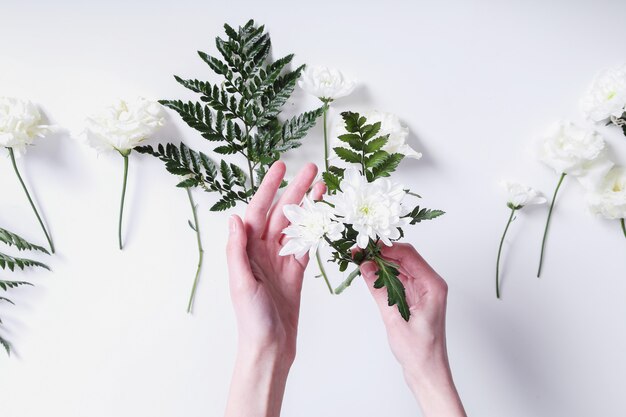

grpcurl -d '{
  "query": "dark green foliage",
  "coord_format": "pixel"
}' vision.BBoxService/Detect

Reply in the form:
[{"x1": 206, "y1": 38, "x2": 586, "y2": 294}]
[
  {"x1": 138, "y1": 19, "x2": 323, "y2": 210},
  {"x1": 405, "y1": 206, "x2": 446, "y2": 225},
  {"x1": 373, "y1": 259, "x2": 410, "y2": 321},
  {"x1": 329, "y1": 111, "x2": 405, "y2": 183},
  {"x1": 0, "y1": 228, "x2": 49, "y2": 254},
  {"x1": 0, "y1": 227, "x2": 50, "y2": 355}
]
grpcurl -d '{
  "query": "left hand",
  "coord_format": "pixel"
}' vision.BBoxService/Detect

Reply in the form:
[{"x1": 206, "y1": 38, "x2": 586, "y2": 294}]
[{"x1": 226, "y1": 161, "x2": 324, "y2": 361}]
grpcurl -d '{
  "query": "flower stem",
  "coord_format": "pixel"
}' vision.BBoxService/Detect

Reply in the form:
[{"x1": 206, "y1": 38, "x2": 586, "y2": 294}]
[
  {"x1": 334, "y1": 267, "x2": 361, "y2": 294},
  {"x1": 322, "y1": 102, "x2": 330, "y2": 171},
  {"x1": 621, "y1": 219, "x2": 626, "y2": 239},
  {"x1": 315, "y1": 251, "x2": 333, "y2": 294},
  {"x1": 496, "y1": 207, "x2": 516, "y2": 299},
  {"x1": 537, "y1": 172, "x2": 566, "y2": 277},
  {"x1": 118, "y1": 152, "x2": 130, "y2": 250},
  {"x1": 186, "y1": 188, "x2": 204, "y2": 314},
  {"x1": 8, "y1": 147, "x2": 55, "y2": 253}
]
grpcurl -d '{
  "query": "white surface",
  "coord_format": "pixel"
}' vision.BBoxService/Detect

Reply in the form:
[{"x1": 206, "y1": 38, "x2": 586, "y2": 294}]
[{"x1": 1, "y1": 1, "x2": 626, "y2": 416}]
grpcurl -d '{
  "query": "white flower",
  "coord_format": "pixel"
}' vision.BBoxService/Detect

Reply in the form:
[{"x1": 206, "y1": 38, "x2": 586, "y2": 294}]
[
  {"x1": 0, "y1": 97, "x2": 51, "y2": 155},
  {"x1": 279, "y1": 196, "x2": 345, "y2": 259},
  {"x1": 587, "y1": 167, "x2": 626, "y2": 220},
  {"x1": 332, "y1": 110, "x2": 421, "y2": 159},
  {"x1": 580, "y1": 65, "x2": 626, "y2": 122},
  {"x1": 83, "y1": 98, "x2": 164, "y2": 154},
  {"x1": 539, "y1": 121, "x2": 609, "y2": 177},
  {"x1": 298, "y1": 65, "x2": 356, "y2": 101},
  {"x1": 500, "y1": 181, "x2": 546, "y2": 209},
  {"x1": 327, "y1": 167, "x2": 408, "y2": 249}
]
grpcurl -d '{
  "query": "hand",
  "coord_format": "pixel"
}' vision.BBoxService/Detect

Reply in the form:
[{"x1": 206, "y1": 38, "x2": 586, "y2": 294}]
[
  {"x1": 360, "y1": 243, "x2": 466, "y2": 417},
  {"x1": 224, "y1": 161, "x2": 324, "y2": 417}
]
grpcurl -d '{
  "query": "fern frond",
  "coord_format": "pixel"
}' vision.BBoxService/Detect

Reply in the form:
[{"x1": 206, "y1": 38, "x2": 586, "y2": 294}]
[{"x1": 0, "y1": 228, "x2": 49, "y2": 254}]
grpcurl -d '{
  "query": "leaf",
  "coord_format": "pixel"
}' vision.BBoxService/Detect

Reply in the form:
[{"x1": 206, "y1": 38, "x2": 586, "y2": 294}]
[
  {"x1": 0, "y1": 228, "x2": 49, "y2": 254},
  {"x1": 371, "y1": 153, "x2": 404, "y2": 178},
  {"x1": 0, "y1": 253, "x2": 49, "y2": 272},
  {"x1": 334, "y1": 147, "x2": 361, "y2": 164},
  {"x1": 405, "y1": 207, "x2": 445, "y2": 224},
  {"x1": 372, "y1": 259, "x2": 410, "y2": 321},
  {"x1": 322, "y1": 172, "x2": 341, "y2": 192},
  {"x1": 0, "y1": 336, "x2": 10, "y2": 355},
  {"x1": 0, "y1": 280, "x2": 33, "y2": 291},
  {"x1": 364, "y1": 135, "x2": 388, "y2": 154}
]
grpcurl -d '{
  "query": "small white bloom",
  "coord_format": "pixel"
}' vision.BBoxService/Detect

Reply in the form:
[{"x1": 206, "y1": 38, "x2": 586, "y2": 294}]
[
  {"x1": 279, "y1": 196, "x2": 345, "y2": 259},
  {"x1": 298, "y1": 65, "x2": 356, "y2": 102},
  {"x1": 587, "y1": 167, "x2": 626, "y2": 220},
  {"x1": 0, "y1": 97, "x2": 51, "y2": 155},
  {"x1": 500, "y1": 181, "x2": 546, "y2": 209},
  {"x1": 539, "y1": 121, "x2": 609, "y2": 177},
  {"x1": 580, "y1": 65, "x2": 626, "y2": 122},
  {"x1": 327, "y1": 167, "x2": 409, "y2": 249},
  {"x1": 83, "y1": 98, "x2": 164, "y2": 154},
  {"x1": 332, "y1": 110, "x2": 421, "y2": 160}
]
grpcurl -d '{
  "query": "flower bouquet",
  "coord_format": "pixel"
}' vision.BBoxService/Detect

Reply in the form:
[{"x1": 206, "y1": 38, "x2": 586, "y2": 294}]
[{"x1": 280, "y1": 112, "x2": 443, "y2": 320}]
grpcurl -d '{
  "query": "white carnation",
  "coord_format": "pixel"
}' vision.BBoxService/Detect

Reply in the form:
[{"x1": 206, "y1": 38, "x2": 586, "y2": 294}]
[
  {"x1": 587, "y1": 167, "x2": 626, "y2": 220},
  {"x1": 327, "y1": 167, "x2": 409, "y2": 249},
  {"x1": 539, "y1": 121, "x2": 608, "y2": 177},
  {"x1": 332, "y1": 110, "x2": 421, "y2": 159},
  {"x1": 279, "y1": 196, "x2": 345, "y2": 259},
  {"x1": 580, "y1": 65, "x2": 626, "y2": 122},
  {"x1": 298, "y1": 65, "x2": 356, "y2": 102},
  {"x1": 83, "y1": 98, "x2": 164, "y2": 154},
  {"x1": 0, "y1": 97, "x2": 51, "y2": 155},
  {"x1": 500, "y1": 181, "x2": 546, "y2": 209}
]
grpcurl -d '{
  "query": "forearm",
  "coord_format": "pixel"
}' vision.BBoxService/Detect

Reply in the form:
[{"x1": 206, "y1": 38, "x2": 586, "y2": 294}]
[
  {"x1": 403, "y1": 351, "x2": 466, "y2": 417},
  {"x1": 224, "y1": 345, "x2": 293, "y2": 417}
]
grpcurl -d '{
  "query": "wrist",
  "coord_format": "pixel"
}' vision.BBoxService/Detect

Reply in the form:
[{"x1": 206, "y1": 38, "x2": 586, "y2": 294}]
[{"x1": 402, "y1": 352, "x2": 466, "y2": 417}]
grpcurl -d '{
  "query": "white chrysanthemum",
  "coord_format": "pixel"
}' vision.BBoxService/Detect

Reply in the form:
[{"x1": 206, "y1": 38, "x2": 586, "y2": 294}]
[
  {"x1": 327, "y1": 167, "x2": 409, "y2": 249},
  {"x1": 587, "y1": 167, "x2": 626, "y2": 220},
  {"x1": 500, "y1": 181, "x2": 546, "y2": 209},
  {"x1": 580, "y1": 65, "x2": 626, "y2": 122},
  {"x1": 332, "y1": 110, "x2": 421, "y2": 159},
  {"x1": 539, "y1": 121, "x2": 608, "y2": 176},
  {"x1": 83, "y1": 98, "x2": 164, "y2": 154},
  {"x1": 298, "y1": 65, "x2": 356, "y2": 102},
  {"x1": 0, "y1": 97, "x2": 52, "y2": 155},
  {"x1": 279, "y1": 196, "x2": 345, "y2": 259}
]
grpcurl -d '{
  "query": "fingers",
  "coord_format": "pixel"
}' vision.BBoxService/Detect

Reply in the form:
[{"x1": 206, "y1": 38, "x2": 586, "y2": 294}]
[
  {"x1": 226, "y1": 215, "x2": 256, "y2": 291},
  {"x1": 379, "y1": 243, "x2": 435, "y2": 280},
  {"x1": 309, "y1": 180, "x2": 327, "y2": 201},
  {"x1": 245, "y1": 161, "x2": 286, "y2": 237},
  {"x1": 265, "y1": 163, "x2": 318, "y2": 239}
]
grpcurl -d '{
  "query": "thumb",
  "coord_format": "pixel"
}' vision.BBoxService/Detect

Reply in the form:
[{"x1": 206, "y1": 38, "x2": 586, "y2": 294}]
[
  {"x1": 360, "y1": 261, "x2": 388, "y2": 310},
  {"x1": 226, "y1": 215, "x2": 255, "y2": 290}
]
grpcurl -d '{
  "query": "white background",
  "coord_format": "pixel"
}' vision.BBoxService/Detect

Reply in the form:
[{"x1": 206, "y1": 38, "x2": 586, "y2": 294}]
[{"x1": 1, "y1": 1, "x2": 626, "y2": 416}]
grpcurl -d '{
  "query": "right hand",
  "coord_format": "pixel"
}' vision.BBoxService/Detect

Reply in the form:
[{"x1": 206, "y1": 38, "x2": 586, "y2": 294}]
[{"x1": 360, "y1": 243, "x2": 466, "y2": 417}]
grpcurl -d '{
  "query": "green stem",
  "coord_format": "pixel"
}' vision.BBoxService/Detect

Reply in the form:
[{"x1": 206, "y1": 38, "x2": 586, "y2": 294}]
[
  {"x1": 186, "y1": 188, "x2": 204, "y2": 314},
  {"x1": 621, "y1": 219, "x2": 626, "y2": 239},
  {"x1": 315, "y1": 251, "x2": 333, "y2": 294},
  {"x1": 118, "y1": 153, "x2": 130, "y2": 250},
  {"x1": 537, "y1": 172, "x2": 566, "y2": 277},
  {"x1": 496, "y1": 208, "x2": 516, "y2": 299},
  {"x1": 334, "y1": 267, "x2": 361, "y2": 294},
  {"x1": 322, "y1": 102, "x2": 329, "y2": 171},
  {"x1": 8, "y1": 147, "x2": 55, "y2": 253}
]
